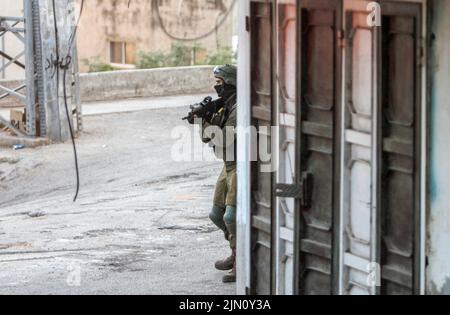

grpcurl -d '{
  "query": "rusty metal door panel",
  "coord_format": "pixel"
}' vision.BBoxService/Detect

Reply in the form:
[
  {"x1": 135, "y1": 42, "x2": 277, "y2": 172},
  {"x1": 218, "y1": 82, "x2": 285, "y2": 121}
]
[
  {"x1": 274, "y1": 0, "x2": 297, "y2": 295},
  {"x1": 296, "y1": 0, "x2": 342, "y2": 295},
  {"x1": 250, "y1": 0, "x2": 274, "y2": 295},
  {"x1": 340, "y1": 0, "x2": 377, "y2": 295},
  {"x1": 379, "y1": 1, "x2": 422, "y2": 295}
]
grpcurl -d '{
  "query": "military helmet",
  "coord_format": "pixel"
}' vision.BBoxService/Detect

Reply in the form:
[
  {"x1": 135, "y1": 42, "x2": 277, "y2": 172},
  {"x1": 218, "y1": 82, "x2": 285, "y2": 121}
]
[{"x1": 213, "y1": 64, "x2": 237, "y2": 87}]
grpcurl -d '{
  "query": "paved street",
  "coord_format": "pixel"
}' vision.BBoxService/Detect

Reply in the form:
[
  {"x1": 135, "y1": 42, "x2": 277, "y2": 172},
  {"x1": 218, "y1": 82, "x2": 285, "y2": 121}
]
[{"x1": 0, "y1": 95, "x2": 235, "y2": 295}]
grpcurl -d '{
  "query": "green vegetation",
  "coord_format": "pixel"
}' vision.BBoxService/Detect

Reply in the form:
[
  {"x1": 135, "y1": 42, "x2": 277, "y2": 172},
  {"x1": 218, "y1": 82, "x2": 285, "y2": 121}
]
[
  {"x1": 136, "y1": 43, "x2": 235, "y2": 69},
  {"x1": 136, "y1": 43, "x2": 193, "y2": 68},
  {"x1": 82, "y1": 44, "x2": 236, "y2": 73},
  {"x1": 204, "y1": 46, "x2": 235, "y2": 66},
  {"x1": 82, "y1": 57, "x2": 117, "y2": 73}
]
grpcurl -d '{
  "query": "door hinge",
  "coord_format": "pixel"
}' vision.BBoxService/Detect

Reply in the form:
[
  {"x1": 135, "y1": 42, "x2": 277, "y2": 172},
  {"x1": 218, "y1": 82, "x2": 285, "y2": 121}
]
[
  {"x1": 246, "y1": 16, "x2": 250, "y2": 32},
  {"x1": 418, "y1": 37, "x2": 425, "y2": 67},
  {"x1": 274, "y1": 172, "x2": 313, "y2": 208},
  {"x1": 337, "y1": 29, "x2": 345, "y2": 48}
]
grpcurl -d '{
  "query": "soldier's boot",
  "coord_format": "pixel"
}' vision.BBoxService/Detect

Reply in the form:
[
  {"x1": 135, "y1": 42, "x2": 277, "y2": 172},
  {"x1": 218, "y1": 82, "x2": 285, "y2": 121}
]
[
  {"x1": 222, "y1": 257, "x2": 236, "y2": 283},
  {"x1": 215, "y1": 248, "x2": 235, "y2": 271}
]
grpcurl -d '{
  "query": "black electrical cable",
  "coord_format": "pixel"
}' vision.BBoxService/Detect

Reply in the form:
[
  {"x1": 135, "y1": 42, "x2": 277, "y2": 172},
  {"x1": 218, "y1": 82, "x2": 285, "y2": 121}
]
[
  {"x1": 154, "y1": 0, "x2": 237, "y2": 42},
  {"x1": 62, "y1": 57, "x2": 80, "y2": 202},
  {"x1": 51, "y1": 0, "x2": 84, "y2": 202},
  {"x1": 127, "y1": 0, "x2": 236, "y2": 42},
  {"x1": 67, "y1": 1, "x2": 85, "y2": 202},
  {"x1": 68, "y1": 0, "x2": 85, "y2": 51}
]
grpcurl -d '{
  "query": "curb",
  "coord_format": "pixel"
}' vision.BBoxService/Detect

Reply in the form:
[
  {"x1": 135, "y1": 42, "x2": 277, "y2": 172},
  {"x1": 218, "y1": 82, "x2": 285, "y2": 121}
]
[{"x1": 0, "y1": 135, "x2": 50, "y2": 148}]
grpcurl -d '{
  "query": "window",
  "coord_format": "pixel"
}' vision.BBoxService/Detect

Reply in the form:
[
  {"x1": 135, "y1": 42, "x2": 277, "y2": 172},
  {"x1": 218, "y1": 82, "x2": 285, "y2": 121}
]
[{"x1": 109, "y1": 41, "x2": 136, "y2": 65}]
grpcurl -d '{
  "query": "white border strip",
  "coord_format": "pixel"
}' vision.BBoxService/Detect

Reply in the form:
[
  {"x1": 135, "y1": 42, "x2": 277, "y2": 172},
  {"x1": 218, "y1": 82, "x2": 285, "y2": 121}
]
[{"x1": 236, "y1": 0, "x2": 252, "y2": 295}]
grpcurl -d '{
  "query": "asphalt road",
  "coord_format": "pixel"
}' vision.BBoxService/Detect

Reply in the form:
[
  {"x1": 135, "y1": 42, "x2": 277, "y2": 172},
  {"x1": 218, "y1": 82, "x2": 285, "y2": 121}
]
[{"x1": 0, "y1": 96, "x2": 235, "y2": 295}]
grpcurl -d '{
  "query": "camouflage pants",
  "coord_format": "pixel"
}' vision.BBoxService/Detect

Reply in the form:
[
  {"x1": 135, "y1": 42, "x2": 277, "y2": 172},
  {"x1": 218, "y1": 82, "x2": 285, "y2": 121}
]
[
  {"x1": 209, "y1": 164, "x2": 237, "y2": 248},
  {"x1": 213, "y1": 164, "x2": 237, "y2": 208}
]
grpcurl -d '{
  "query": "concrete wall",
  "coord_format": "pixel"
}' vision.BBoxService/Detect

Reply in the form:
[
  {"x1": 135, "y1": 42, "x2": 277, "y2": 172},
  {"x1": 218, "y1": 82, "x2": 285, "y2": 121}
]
[
  {"x1": 427, "y1": 0, "x2": 450, "y2": 295},
  {"x1": 37, "y1": 0, "x2": 78, "y2": 142},
  {"x1": 0, "y1": 66, "x2": 216, "y2": 106},
  {"x1": 79, "y1": 65, "x2": 215, "y2": 102},
  {"x1": 75, "y1": 0, "x2": 236, "y2": 72}
]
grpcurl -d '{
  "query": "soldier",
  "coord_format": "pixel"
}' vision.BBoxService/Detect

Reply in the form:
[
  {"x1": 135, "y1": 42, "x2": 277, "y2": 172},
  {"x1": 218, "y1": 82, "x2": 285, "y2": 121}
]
[{"x1": 198, "y1": 64, "x2": 238, "y2": 283}]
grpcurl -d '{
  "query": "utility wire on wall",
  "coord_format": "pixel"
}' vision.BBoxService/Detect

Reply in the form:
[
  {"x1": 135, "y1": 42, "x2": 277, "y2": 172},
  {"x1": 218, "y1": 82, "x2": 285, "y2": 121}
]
[{"x1": 128, "y1": 0, "x2": 237, "y2": 42}]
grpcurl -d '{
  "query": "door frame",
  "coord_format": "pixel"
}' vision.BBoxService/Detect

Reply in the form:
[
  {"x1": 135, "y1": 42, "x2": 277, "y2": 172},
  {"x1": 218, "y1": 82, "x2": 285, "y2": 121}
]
[
  {"x1": 236, "y1": 0, "x2": 252, "y2": 295},
  {"x1": 377, "y1": 0, "x2": 427, "y2": 295}
]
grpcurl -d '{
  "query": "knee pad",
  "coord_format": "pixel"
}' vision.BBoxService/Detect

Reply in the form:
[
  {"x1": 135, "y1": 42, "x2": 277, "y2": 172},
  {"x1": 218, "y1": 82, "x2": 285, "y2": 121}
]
[
  {"x1": 223, "y1": 206, "x2": 236, "y2": 228},
  {"x1": 209, "y1": 205, "x2": 227, "y2": 232},
  {"x1": 224, "y1": 206, "x2": 237, "y2": 247}
]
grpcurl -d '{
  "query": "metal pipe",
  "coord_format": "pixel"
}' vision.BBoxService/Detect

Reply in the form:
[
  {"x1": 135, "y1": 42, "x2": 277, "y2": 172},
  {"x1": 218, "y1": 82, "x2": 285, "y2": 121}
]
[
  {"x1": 0, "y1": 115, "x2": 27, "y2": 137},
  {"x1": 1, "y1": 27, "x2": 4, "y2": 79},
  {"x1": 0, "y1": 17, "x2": 25, "y2": 22},
  {"x1": 24, "y1": 0, "x2": 36, "y2": 136},
  {"x1": 0, "y1": 22, "x2": 26, "y2": 42},
  {"x1": 0, "y1": 83, "x2": 26, "y2": 100},
  {"x1": 32, "y1": 0, "x2": 46, "y2": 136},
  {"x1": 0, "y1": 50, "x2": 26, "y2": 70},
  {"x1": 0, "y1": 20, "x2": 21, "y2": 37},
  {"x1": 0, "y1": 84, "x2": 26, "y2": 101}
]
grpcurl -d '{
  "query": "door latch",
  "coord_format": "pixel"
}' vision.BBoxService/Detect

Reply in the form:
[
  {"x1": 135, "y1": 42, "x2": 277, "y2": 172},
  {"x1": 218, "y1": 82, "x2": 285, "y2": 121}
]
[{"x1": 274, "y1": 172, "x2": 313, "y2": 208}]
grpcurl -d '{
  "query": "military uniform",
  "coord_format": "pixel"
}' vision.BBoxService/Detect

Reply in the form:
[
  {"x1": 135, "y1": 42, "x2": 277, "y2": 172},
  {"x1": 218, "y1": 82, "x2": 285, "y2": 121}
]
[
  {"x1": 191, "y1": 64, "x2": 238, "y2": 283},
  {"x1": 200, "y1": 93, "x2": 237, "y2": 248}
]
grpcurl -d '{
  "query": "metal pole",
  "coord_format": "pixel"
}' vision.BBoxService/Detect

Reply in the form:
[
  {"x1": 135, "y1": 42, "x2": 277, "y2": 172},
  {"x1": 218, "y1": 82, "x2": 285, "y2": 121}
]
[
  {"x1": 1, "y1": 32, "x2": 5, "y2": 79},
  {"x1": 24, "y1": 0, "x2": 36, "y2": 136},
  {"x1": 32, "y1": 0, "x2": 46, "y2": 136}
]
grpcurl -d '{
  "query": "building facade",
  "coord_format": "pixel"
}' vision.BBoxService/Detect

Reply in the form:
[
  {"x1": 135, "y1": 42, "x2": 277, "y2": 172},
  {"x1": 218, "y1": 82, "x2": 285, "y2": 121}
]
[{"x1": 75, "y1": 0, "x2": 237, "y2": 72}]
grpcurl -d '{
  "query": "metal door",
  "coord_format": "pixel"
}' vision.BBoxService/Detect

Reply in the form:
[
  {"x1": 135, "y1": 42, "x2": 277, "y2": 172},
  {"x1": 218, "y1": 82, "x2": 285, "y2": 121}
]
[
  {"x1": 249, "y1": 0, "x2": 274, "y2": 295},
  {"x1": 273, "y1": 0, "x2": 298, "y2": 295},
  {"x1": 339, "y1": 0, "x2": 378, "y2": 295},
  {"x1": 295, "y1": 0, "x2": 342, "y2": 295},
  {"x1": 378, "y1": 1, "x2": 422, "y2": 295},
  {"x1": 246, "y1": 0, "x2": 425, "y2": 295}
]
